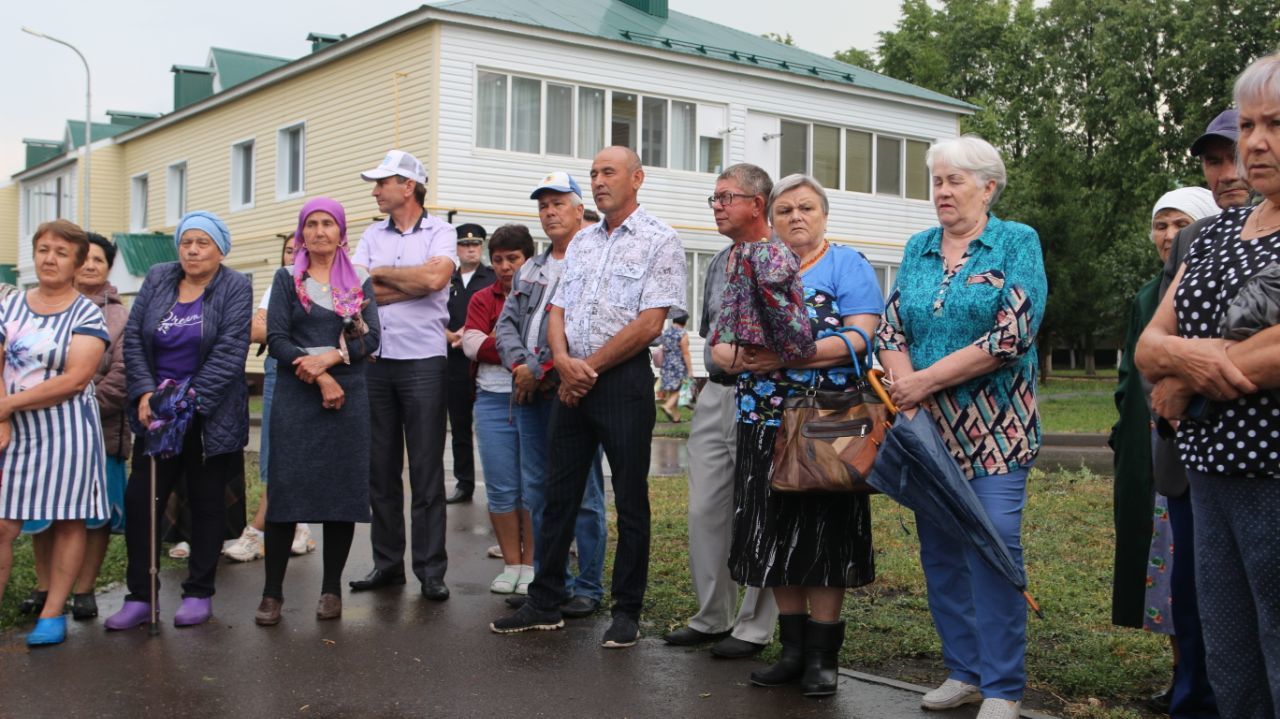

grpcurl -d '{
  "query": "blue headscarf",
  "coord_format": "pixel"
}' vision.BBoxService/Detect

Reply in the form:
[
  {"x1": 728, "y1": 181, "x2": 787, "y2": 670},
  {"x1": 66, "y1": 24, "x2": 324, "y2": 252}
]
[{"x1": 175, "y1": 211, "x2": 231, "y2": 256}]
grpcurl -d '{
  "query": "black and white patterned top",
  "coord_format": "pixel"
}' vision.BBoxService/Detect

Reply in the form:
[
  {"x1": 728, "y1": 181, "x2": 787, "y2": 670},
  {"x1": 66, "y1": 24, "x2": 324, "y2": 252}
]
[{"x1": 1173, "y1": 205, "x2": 1280, "y2": 478}]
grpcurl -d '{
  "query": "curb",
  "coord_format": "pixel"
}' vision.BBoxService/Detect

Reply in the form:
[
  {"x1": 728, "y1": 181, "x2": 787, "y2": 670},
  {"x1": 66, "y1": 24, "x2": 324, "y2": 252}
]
[{"x1": 838, "y1": 668, "x2": 1062, "y2": 719}]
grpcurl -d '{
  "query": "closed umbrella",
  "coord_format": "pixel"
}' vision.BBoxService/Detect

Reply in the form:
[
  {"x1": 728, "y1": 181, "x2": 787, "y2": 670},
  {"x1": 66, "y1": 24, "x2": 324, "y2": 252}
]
[
  {"x1": 865, "y1": 370, "x2": 1043, "y2": 618},
  {"x1": 140, "y1": 377, "x2": 196, "y2": 634}
]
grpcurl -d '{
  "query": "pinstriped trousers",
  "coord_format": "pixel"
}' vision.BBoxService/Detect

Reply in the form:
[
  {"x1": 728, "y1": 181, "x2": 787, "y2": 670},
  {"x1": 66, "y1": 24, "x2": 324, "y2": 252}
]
[{"x1": 527, "y1": 353, "x2": 655, "y2": 618}]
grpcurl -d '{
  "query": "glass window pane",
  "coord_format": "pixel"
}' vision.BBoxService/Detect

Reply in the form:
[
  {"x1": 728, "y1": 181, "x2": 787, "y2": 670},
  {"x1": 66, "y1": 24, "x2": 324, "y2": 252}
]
[
  {"x1": 779, "y1": 120, "x2": 808, "y2": 178},
  {"x1": 476, "y1": 72, "x2": 508, "y2": 150},
  {"x1": 512, "y1": 77, "x2": 541, "y2": 154},
  {"x1": 671, "y1": 101, "x2": 696, "y2": 171},
  {"x1": 699, "y1": 137, "x2": 724, "y2": 174},
  {"x1": 612, "y1": 91, "x2": 637, "y2": 150},
  {"x1": 876, "y1": 136, "x2": 902, "y2": 196},
  {"x1": 642, "y1": 97, "x2": 667, "y2": 168},
  {"x1": 578, "y1": 87, "x2": 605, "y2": 159},
  {"x1": 844, "y1": 130, "x2": 872, "y2": 193},
  {"x1": 685, "y1": 251, "x2": 696, "y2": 332},
  {"x1": 289, "y1": 128, "x2": 303, "y2": 194},
  {"x1": 546, "y1": 84, "x2": 574, "y2": 156},
  {"x1": 812, "y1": 125, "x2": 840, "y2": 190},
  {"x1": 906, "y1": 140, "x2": 930, "y2": 200}
]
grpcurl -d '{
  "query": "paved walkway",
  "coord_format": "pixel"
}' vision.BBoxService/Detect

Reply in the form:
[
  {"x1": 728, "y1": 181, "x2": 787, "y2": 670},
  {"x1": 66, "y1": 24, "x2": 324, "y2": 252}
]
[{"x1": 1, "y1": 490, "x2": 1062, "y2": 718}]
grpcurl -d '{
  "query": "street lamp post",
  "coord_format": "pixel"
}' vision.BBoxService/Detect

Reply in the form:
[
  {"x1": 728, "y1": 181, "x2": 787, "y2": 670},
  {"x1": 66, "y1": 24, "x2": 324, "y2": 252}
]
[{"x1": 23, "y1": 27, "x2": 91, "y2": 230}]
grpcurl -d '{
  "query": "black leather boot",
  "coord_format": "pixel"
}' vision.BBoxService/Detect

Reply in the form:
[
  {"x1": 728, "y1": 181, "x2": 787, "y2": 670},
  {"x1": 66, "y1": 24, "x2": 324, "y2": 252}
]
[
  {"x1": 801, "y1": 618, "x2": 845, "y2": 697},
  {"x1": 749, "y1": 613, "x2": 807, "y2": 687}
]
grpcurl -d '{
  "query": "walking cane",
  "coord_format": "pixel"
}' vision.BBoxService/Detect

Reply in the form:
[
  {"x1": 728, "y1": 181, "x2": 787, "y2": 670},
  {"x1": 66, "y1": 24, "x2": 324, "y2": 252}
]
[{"x1": 148, "y1": 454, "x2": 159, "y2": 636}]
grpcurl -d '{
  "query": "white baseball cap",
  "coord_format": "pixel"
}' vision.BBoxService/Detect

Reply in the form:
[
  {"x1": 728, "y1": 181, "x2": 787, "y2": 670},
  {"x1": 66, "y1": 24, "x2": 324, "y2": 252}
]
[
  {"x1": 530, "y1": 171, "x2": 583, "y2": 199},
  {"x1": 361, "y1": 150, "x2": 427, "y2": 184}
]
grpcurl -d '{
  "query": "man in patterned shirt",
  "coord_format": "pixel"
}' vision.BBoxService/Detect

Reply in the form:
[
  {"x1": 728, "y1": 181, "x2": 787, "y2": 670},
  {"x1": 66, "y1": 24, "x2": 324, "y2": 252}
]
[{"x1": 490, "y1": 146, "x2": 686, "y2": 648}]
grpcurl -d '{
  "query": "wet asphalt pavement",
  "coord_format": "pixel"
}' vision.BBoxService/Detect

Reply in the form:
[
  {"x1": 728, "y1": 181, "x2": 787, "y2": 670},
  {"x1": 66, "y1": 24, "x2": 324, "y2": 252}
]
[{"x1": 0, "y1": 480, "x2": 1055, "y2": 718}]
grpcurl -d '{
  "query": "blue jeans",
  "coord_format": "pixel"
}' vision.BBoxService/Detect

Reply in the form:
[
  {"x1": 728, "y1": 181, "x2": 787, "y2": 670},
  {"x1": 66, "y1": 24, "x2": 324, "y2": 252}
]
[
  {"x1": 917, "y1": 468, "x2": 1029, "y2": 701},
  {"x1": 259, "y1": 356, "x2": 277, "y2": 483},
  {"x1": 474, "y1": 391, "x2": 521, "y2": 512},
  {"x1": 516, "y1": 392, "x2": 606, "y2": 601}
]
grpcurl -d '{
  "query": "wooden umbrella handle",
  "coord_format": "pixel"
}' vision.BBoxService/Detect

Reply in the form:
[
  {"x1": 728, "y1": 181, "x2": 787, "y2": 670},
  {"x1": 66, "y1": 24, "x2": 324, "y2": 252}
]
[{"x1": 867, "y1": 369, "x2": 899, "y2": 416}]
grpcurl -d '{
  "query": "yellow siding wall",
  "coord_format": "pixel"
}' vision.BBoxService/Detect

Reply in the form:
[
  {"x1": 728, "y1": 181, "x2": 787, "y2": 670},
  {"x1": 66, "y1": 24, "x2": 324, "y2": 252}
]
[
  {"x1": 0, "y1": 183, "x2": 17, "y2": 265},
  {"x1": 80, "y1": 145, "x2": 127, "y2": 238}
]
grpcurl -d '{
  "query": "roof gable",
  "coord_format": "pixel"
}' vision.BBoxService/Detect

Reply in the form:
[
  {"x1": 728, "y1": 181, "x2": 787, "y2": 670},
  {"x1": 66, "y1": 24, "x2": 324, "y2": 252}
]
[
  {"x1": 432, "y1": 0, "x2": 972, "y2": 110},
  {"x1": 208, "y1": 47, "x2": 292, "y2": 90},
  {"x1": 64, "y1": 120, "x2": 132, "y2": 149}
]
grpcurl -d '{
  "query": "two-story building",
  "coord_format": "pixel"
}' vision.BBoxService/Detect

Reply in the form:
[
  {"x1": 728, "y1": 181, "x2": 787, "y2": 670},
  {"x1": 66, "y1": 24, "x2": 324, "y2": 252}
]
[{"x1": 4, "y1": 0, "x2": 971, "y2": 374}]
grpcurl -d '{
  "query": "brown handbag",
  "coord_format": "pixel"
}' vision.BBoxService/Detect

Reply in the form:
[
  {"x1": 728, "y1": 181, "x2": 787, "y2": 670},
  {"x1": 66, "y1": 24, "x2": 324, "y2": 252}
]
[{"x1": 769, "y1": 329, "x2": 893, "y2": 493}]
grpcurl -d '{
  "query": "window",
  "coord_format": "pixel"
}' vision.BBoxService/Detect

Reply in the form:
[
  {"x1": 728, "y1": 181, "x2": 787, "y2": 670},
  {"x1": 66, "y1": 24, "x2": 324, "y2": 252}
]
[
  {"x1": 844, "y1": 130, "x2": 872, "y2": 193},
  {"x1": 474, "y1": 70, "x2": 726, "y2": 173},
  {"x1": 812, "y1": 125, "x2": 840, "y2": 189},
  {"x1": 512, "y1": 77, "x2": 541, "y2": 154},
  {"x1": 546, "y1": 84, "x2": 574, "y2": 156},
  {"x1": 277, "y1": 123, "x2": 305, "y2": 199},
  {"x1": 876, "y1": 136, "x2": 902, "y2": 196},
  {"x1": 779, "y1": 120, "x2": 808, "y2": 177},
  {"x1": 612, "y1": 92, "x2": 637, "y2": 149},
  {"x1": 130, "y1": 174, "x2": 149, "y2": 231},
  {"x1": 166, "y1": 163, "x2": 187, "y2": 225},
  {"x1": 230, "y1": 139, "x2": 255, "y2": 210},
  {"x1": 683, "y1": 249, "x2": 719, "y2": 334},
  {"x1": 476, "y1": 71, "x2": 507, "y2": 150},
  {"x1": 578, "y1": 86, "x2": 605, "y2": 159},
  {"x1": 905, "y1": 139, "x2": 930, "y2": 200}
]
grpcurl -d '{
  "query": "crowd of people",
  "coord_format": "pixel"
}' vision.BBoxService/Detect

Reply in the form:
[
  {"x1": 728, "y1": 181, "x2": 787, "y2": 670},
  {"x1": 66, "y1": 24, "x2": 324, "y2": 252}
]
[{"x1": 0, "y1": 51, "x2": 1277, "y2": 719}]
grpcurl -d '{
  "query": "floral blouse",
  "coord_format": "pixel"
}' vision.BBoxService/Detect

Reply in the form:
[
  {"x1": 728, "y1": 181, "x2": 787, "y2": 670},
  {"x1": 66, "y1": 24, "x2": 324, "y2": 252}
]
[
  {"x1": 877, "y1": 214, "x2": 1047, "y2": 479},
  {"x1": 710, "y1": 237, "x2": 814, "y2": 362}
]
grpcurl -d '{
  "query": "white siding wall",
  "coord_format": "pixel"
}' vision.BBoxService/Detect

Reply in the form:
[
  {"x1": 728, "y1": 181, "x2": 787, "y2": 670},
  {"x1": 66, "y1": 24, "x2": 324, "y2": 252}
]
[{"x1": 433, "y1": 25, "x2": 960, "y2": 376}]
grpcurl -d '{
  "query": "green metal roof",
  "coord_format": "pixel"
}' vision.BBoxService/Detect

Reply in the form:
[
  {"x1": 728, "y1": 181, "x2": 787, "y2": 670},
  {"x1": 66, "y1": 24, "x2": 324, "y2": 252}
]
[
  {"x1": 0, "y1": 265, "x2": 17, "y2": 286},
  {"x1": 431, "y1": 0, "x2": 973, "y2": 110},
  {"x1": 208, "y1": 47, "x2": 292, "y2": 89},
  {"x1": 65, "y1": 120, "x2": 132, "y2": 149},
  {"x1": 113, "y1": 233, "x2": 177, "y2": 277}
]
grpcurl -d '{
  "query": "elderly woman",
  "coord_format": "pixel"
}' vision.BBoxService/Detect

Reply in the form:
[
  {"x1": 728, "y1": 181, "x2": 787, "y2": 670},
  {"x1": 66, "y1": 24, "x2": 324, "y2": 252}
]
[
  {"x1": 461, "y1": 224, "x2": 533, "y2": 594},
  {"x1": 877, "y1": 135, "x2": 1046, "y2": 719},
  {"x1": 0, "y1": 220, "x2": 110, "y2": 646},
  {"x1": 106, "y1": 211, "x2": 252, "y2": 631},
  {"x1": 255, "y1": 198, "x2": 380, "y2": 625},
  {"x1": 1136, "y1": 53, "x2": 1280, "y2": 718},
  {"x1": 712, "y1": 174, "x2": 882, "y2": 697},
  {"x1": 20, "y1": 232, "x2": 132, "y2": 623},
  {"x1": 1110, "y1": 187, "x2": 1217, "y2": 712}
]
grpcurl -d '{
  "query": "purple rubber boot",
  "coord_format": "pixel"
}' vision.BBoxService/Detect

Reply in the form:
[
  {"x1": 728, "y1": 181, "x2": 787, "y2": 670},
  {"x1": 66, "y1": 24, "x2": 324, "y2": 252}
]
[
  {"x1": 104, "y1": 601, "x2": 152, "y2": 631},
  {"x1": 174, "y1": 597, "x2": 212, "y2": 627}
]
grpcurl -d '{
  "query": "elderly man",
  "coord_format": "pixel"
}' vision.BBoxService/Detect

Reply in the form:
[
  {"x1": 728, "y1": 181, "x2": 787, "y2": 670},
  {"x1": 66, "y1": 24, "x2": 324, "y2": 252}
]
[
  {"x1": 491, "y1": 147, "x2": 686, "y2": 648},
  {"x1": 662, "y1": 164, "x2": 778, "y2": 659},
  {"x1": 494, "y1": 172, "x2": 608, "y2": 615},
  {"x1": 1140, "y1": 110, "x2": 1248, "y2": 718},
  {"x1": 445, "y1": 223, "x2": 496, "y2": 505},
  {"x1": 349, "y1": 150, "x2": 458, "y2": 601}
]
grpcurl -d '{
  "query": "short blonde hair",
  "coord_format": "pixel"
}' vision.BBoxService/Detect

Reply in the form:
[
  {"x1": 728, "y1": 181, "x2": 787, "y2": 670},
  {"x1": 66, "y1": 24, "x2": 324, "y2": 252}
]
[{"x1": 926, "y1": 135, "x2": 1008, "y2": 208}]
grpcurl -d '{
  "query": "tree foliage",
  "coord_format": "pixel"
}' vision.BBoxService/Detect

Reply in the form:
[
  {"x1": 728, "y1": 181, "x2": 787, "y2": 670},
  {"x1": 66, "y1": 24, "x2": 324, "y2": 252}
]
[{"x1": 836, "y1": 0, "x2": 1280, "y2": 370}]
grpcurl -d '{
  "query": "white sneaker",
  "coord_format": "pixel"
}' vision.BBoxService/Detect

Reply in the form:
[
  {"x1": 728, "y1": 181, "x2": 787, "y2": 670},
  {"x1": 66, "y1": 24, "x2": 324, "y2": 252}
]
[
  {"x1": 224, "y1": 527, "x2": 264, "y2": 562},
  {"x1": 291, "y1": 524, "x2": 317, "y2": 556},
  {"x1": 975, "y1": 698, "x2": 1021, "y2": 719},
  {"x1": 921, "y1": 679, "x2": 983, "y2": 710}
]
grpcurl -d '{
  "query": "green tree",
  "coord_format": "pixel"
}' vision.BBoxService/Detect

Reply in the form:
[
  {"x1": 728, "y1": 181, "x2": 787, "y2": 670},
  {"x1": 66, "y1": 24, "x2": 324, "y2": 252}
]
[
  {"x1": 761, "y1": 31, "x2": 795, "y2": 46},
  {"x1": 833, "y1": 46, "x2": 877, "y2": 69}
]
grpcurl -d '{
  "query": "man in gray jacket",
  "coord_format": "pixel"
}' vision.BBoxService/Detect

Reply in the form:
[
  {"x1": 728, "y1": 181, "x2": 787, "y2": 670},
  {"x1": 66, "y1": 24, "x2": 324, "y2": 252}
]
[
  {"x1": 662, "y1": 163, "x2": 778, "y2": 658},
  {"x1": 493, "y1": 172, "x2": 607, "y2": 618}
]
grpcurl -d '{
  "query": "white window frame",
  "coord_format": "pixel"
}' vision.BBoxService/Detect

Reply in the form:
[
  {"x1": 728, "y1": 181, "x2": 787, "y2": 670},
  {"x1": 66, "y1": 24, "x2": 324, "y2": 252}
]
[
  {"x1": 130, "y1": 173, "x2": 149, "y2": 231},
  {"x1": 769, "y1": 115, "x2": 931, "y2": 200},
  {"x1": 166, "y1": 161, "x2": 188, "y2": 226},
  {"x1": 275, "y1": 122, "x2": 306, "y2": 201},
  {"x1": 229, "y1": 137, "x2": 256, "y2": 211}
]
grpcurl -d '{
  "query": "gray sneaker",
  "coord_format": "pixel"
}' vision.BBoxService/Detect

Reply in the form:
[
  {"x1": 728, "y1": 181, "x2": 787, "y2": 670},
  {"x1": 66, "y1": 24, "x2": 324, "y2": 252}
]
[{"x1": 601, "y1": 614, "x2": 640, "y2": 648}]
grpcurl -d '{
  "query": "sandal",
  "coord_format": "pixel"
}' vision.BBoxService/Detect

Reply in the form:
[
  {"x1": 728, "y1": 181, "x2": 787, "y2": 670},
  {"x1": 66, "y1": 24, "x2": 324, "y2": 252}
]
[{"x1": 168, "y1": 541, "x2": 191, "y2": 559}]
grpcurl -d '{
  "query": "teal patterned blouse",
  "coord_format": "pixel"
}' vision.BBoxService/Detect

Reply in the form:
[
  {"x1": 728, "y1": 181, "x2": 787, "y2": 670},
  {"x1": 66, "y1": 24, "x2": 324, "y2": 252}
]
[{"x1": 877, "y1": 214, "x2": 1047, "y2": 479}]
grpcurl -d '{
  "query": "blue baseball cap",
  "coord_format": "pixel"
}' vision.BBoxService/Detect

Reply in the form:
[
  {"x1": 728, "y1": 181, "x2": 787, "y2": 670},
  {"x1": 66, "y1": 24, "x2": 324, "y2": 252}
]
[
  {"x1": 530, "y1": 171, "x2": 582, "y2": 199},
  {"x1": 1190, "y1": 110, "x2": 1239, "y2": 157}
]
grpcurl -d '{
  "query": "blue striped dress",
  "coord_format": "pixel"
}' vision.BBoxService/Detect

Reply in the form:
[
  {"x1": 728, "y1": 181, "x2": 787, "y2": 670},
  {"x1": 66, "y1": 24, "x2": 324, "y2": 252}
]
[{"x1": 0, "y1": 292, "x2": 110, "y2": 521}]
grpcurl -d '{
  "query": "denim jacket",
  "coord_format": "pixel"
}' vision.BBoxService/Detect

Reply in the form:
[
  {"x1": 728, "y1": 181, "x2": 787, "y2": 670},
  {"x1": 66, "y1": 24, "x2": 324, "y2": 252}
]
[{"x1": 495, "y1": 248, "x2": 559, "y2": 381}]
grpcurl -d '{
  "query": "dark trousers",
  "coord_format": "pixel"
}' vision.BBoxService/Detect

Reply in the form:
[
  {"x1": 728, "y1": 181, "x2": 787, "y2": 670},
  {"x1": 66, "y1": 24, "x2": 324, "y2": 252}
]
[
  {"x1": 528, "y1": 353, "x2": 655, "y2": 618},
  {"x1": 1166, "y1": 491, "x2": 1218, "y2": 718},
  {"x1": 124, "y1": 425, "x2": 239, "y2": 600},
  {"x1": 446, "y1": 351, "x2": 476, "y2": 495},
  {"x1": 367, "y1": 356, "x2": 449, "y2": 583}
]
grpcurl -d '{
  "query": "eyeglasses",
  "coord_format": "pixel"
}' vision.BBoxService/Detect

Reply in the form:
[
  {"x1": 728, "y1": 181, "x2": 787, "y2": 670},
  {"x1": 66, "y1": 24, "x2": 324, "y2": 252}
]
[{"x1": 706, "y1": 192, "x2": 758, "y2": 208}]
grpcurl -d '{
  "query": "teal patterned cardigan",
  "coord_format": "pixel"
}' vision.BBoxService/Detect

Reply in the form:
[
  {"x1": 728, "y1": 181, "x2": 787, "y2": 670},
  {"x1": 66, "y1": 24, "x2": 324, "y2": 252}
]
[{"x1": 877, "y1": 214, "x2": 1048, "y2": 479}]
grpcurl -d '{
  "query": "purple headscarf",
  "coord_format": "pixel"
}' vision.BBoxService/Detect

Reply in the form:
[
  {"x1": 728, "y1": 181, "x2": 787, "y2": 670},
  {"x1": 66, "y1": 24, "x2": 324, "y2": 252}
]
[{"x1": 293, "y1": 197, "x2": 364, "y2": 318}]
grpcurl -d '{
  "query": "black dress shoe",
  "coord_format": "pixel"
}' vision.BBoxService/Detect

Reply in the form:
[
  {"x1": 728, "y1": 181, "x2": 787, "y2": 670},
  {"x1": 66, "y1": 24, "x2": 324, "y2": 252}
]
[
  {"x1": 445, "y1": 488, "x2": 473, "y2": 504},
  {"x1": 421, "y1": 577, "x2": 450, "y2": 601},
  {"x1": 560, "y1": 595, "x2": 601, "y2": 619},
  {"x1": 662, "y1": 625, "x2": 732, "y2": 646},
  {"x1": 710, "y1": 635, "x2": 767, "y2": 658},
  {"x1": 348, "y1": 568, "x2": 406, "y2": 592}
]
